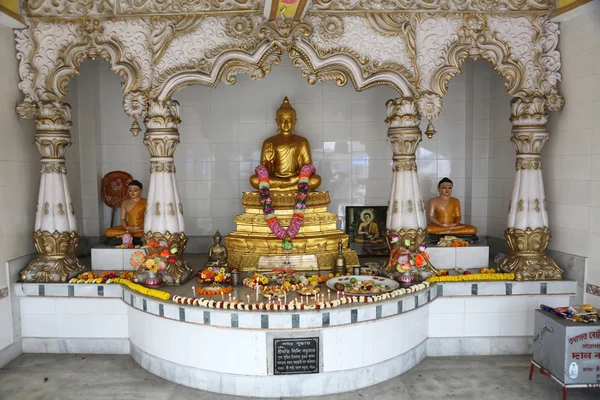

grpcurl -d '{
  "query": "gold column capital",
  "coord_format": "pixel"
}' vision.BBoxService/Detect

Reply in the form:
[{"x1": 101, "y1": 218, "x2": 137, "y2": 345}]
[{"x1": 144, "y1": 99, "x2": 181, "y2": 130}]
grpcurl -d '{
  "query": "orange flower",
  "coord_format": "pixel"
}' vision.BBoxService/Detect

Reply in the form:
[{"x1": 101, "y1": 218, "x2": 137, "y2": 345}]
[
  {"x1": 160, "y1": 249, "x2": 170, "y2": 257},
  {"x1": 148, "y1": 241, "x2": 160, "y2": 247},
  {"x1": 415, "y1": 253, "x2": 425, "y2": 267}
]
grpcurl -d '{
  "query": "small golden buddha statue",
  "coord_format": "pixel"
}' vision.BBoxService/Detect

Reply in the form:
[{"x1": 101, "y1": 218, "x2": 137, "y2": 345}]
[
  {"x1": 249, "y1": 97, "x2": 321, "y2": 192},
  {"x1": 105, "y1": 180, "x2": 147, "y2": 239},
  {"x1": 205, "y1": 231, "x2": 228, "y2": 267},
  {"x1": 427, "y1": 177, "x2": 477, "y2": 236}
]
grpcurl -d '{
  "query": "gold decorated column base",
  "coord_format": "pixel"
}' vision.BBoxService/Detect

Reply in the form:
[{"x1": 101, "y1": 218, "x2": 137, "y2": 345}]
[
  {"x1": 225, "y1": 191, "x2": 359, "y2": 272},
  {"x1": 20, "y1": 231, "x2": 84, "y2": 282},
  {"x1": 498, "y1": 227, "x2": 563, "y2": 281},
  {"x1": 383, "y1": 228, "x2": 438, "y2": 276},
  {"x1": 142, "y1": 231, "x2": 193, "y2": 285}
]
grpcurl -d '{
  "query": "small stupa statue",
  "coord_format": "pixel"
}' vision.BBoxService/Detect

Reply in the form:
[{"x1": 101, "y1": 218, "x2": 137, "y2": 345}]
[
  {"x1": 105, "y1": 180, "x2": 147, "y2": 241},
  {"x1": 249, "y1": 96, "x2": 322, "y2": 192},
  {"x1": 205, "y1": 231, "x2": 228, "y2": 268},
  {"x1": 427, "y1": 177, "x2": 477, "y2": 236}
]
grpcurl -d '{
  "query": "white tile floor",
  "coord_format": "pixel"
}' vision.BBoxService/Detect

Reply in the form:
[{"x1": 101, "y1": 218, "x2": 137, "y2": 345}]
[{"x1": 1, "y1": 354, "x2": 599, "y2": 400}]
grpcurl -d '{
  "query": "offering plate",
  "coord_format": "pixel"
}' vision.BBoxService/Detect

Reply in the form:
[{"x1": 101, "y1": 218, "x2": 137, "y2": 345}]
[{"x1": 326, "y1": 275, "x2": 399, "y2": 296}]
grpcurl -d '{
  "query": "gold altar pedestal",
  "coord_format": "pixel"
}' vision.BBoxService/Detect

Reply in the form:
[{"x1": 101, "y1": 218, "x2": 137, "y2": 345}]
[{"x1": 225, "y1": 191, "x2": 359, "y2": 272}]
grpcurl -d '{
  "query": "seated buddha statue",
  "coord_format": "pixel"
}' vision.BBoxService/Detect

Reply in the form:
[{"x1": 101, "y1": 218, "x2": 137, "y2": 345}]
[
  {"x1": 249, "y1": 97, "x2": 321, "y2": 192},
  {"x1": 205, "y1": 231, "x2": 228, "y2": 267},
  {"x1": 427, "y1": 177, "x2": 477, "y2": 236},
  {"x1": 105, "y1": 180, "x2": 147, "y2": 240},
  {"x1": 354, "y1": 209, "x2": 384, "y2": 244}
]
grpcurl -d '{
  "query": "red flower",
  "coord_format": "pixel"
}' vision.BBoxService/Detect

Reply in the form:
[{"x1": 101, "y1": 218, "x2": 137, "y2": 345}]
[
  {"x1": 168, "y1": 256, "x2": 176, "y2": 263},
  {"x1": 160, "y1": 249, "x2": 170, "y2": 257}
]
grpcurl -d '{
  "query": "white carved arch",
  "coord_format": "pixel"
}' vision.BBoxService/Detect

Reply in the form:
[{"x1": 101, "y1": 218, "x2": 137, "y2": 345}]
[{"x1": 15, "y1": 1, "x2": 564, "y2": 117}]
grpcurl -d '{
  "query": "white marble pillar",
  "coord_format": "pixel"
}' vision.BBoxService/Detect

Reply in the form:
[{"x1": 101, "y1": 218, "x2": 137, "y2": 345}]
[
  {"x1": 18, "y1": 101, "x2": 84, "y2": 282},
  {"x1": 142, "y1": 100, "x2": 192, "y2": 285},
  {"x1": 499, "y1": 97, "x2": 562, "y2": 280},
  {"x1": 384, "y1": 98, "x2": 428, "y2": 251}
]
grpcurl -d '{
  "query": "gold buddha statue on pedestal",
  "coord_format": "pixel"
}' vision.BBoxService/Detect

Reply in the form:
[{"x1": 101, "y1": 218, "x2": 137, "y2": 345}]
[
  {"x1": 250, "y1": 97, "x2": 321, "y2": 192},
  {"x1": 226, "y1": 97, "x2": 358, "y2": 271},
  {"x1": 105, "y1": 180, "x2": 147, "y2": 241},
  {"x1": 427, "y1": 177, "x2": 477, "y2": 236}
]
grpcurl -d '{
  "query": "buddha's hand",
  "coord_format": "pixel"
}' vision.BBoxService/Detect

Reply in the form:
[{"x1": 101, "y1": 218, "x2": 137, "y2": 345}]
[{"x1": 264, "y1": 142, "x2": 274, "y2": 162}]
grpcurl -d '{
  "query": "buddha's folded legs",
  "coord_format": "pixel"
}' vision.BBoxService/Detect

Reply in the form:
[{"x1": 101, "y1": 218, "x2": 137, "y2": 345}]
[
  {"x1": 426, "y1": 224, "x2": 477, "y2": 235},
  {"x1": 249, "y1": 174, "x2": 322, "y2": 191},
  {"x1": 105, "y1": 226, "x2": 144, "y2": 238}
]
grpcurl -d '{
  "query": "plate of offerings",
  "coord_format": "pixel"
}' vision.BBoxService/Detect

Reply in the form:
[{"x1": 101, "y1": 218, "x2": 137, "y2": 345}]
[
  {"x1": 297, "y1": 286, "x2": 321, "y2": 296},
  {"x1": 262, "y1": 288, "x2": 286, "y2": 299},
  {"x1": 326, "y1": 275, "x2": 399, "y2": 296}
]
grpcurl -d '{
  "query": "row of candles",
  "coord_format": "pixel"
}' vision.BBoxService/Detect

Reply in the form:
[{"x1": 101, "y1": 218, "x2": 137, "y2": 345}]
[{"x1": 190, "y1": 285, "x2": 344, "y2": 305}]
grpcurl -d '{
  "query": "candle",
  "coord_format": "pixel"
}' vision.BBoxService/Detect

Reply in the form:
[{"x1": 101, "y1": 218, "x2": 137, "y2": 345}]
[
  {"x1": 337, "y1": 291, "x2": 340, "y2": 301},
  {"x1": 247, "y1": 295, "x2": 250, "y2": 304},
  {"x1": 256, "y1": 276, "x2": 259, "y2": 301},
  {"x1": 229, "y1": 293, "x2": 232, "y2": 302},
  {"x1": 328, "y1": 289, "x2": 331, "y2": 301},
  {"x1": 284, "y1": 290, "x2": 287, "y2": 304},
  {"x1": 192, "y1": 286, "x2": 196, "y2": 298},
  {"x1": 221, "y1": 292, "x2": 224, "y2": 301}
]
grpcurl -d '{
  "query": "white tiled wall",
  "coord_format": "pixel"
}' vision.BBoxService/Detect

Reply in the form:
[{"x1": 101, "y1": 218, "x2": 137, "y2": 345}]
[
  {"x1": 0, "y1": 24, "x2": 39, "y2": 356},
  {"x1": 545, "y1": 3, "x2": 600, "y2": 305},
  {"x1": 74, "y1": 58, "x2": 494, "y2": 239}
]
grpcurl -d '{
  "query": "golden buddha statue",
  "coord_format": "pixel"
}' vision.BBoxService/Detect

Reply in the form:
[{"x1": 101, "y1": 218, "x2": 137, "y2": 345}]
[
  {"x1": 427, "y1": 177, "x2": 477, "y2": 236},
  {"x1": 249, "y1": 97, "x2": 321, "y2": 192},
  {"x1": 105, "y1": 180, "x2": 147, "y2": 239},
  {"x1": 205, "y1": 231, "x2": 228, "y2": 267}
]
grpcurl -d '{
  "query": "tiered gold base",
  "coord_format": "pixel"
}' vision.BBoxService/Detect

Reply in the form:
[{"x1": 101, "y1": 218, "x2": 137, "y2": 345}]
[{"x1": 225, "y1": 191, "x2": 359, "y2": 271}]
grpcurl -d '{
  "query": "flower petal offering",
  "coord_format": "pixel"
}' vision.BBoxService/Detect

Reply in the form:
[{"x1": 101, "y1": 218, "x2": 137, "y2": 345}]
[{"x1": 326, "y1": 275, "x2": 399, "y2": 296}]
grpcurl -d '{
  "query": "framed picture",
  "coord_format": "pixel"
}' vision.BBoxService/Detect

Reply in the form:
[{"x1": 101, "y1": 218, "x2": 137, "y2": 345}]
[{"x1": 345, "y1": 206, "x2": 389, "y2": 256}]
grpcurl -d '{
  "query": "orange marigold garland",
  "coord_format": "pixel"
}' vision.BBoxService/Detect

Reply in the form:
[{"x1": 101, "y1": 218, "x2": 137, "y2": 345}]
[{"x1": 196, "y1": 285, "x2": 232, "y2": 296}]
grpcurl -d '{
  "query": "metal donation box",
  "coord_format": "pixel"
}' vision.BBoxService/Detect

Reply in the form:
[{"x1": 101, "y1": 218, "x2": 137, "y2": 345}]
[{"x1": 531, "y1": 310, "x2": 600, "y2": 399}]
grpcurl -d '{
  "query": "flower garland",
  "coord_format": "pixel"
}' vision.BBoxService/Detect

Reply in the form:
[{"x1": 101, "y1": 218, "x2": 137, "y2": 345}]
[
  {"x1": 243, "y1": 276, "x2": 308, "y2": 292},
  {"x1": 195, "y1": 267, "x2": 231, "y2": 283},
  {"x1": 173, "y1": 281, "x2": 430, "y2": 310},
  {"x1": 112, "y1": 278, "x2": 171, "y2": 300},
  {"x1": 255, "y1": 164, "x2": 315, "y2": 250},
  {"x1": 426, "y1": 273, "x2": 515, "y2": 283},
  {"x1": 69, "y1": 271, "x2": 134, "y2": 284},
  {"x1": 196, "y1": 286, "x2": 232, "y2": 296}
]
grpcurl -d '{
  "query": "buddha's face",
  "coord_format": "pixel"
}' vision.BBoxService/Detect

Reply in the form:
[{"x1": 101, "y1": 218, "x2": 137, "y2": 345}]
[
  {"x1": 277, "y1": 112, "x2": 296, "y2": 134},
  {"x1": 438, "y1": 182, "x2": 452, "y2": 197},
  {"x1": 128, "y1": 185, "x2": 142, "y2": 199}
]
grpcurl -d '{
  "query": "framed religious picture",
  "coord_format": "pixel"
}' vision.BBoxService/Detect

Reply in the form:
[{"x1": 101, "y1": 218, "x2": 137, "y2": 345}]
[{"x1": 345, "y1": 206, "x2": 389, "y2": 256}]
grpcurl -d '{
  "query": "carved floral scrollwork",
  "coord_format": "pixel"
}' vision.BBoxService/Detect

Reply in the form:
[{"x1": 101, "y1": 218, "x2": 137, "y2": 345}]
[
  {"x1": 226, "y1": 15, "x2": 255, "y2": 39},
  {"x1": 123, "y1": 90, "x2": 149, "y2": 119},
  {"x1": 417, "y1": 92, "x2": 442, "y2": 121},
  {"x1": 258, "y1": 19, "x2": 312, "y2": 53},
  {"x1": 318, "y1": 16, "x2": 345, "y2": 39},
  {"x1": 425, "y1": 13, "x2": 526, "y2": 97}
]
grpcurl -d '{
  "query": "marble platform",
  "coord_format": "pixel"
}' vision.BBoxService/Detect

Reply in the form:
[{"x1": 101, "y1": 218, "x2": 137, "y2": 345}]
[
  {"x1": 427, "y1": 245, "x2": 489, "y2": 270},
  {"x1": 90, "y1": 246, "x2": 138, "y2": 271},
  {"x1": 11, "y1": 278, "x2": 576, "y2": 397}
]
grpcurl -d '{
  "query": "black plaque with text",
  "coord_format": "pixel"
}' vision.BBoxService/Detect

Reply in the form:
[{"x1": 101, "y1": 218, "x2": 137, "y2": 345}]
[{"x1": 273, "y1": 337, "x2": 319, "y2": 375}]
